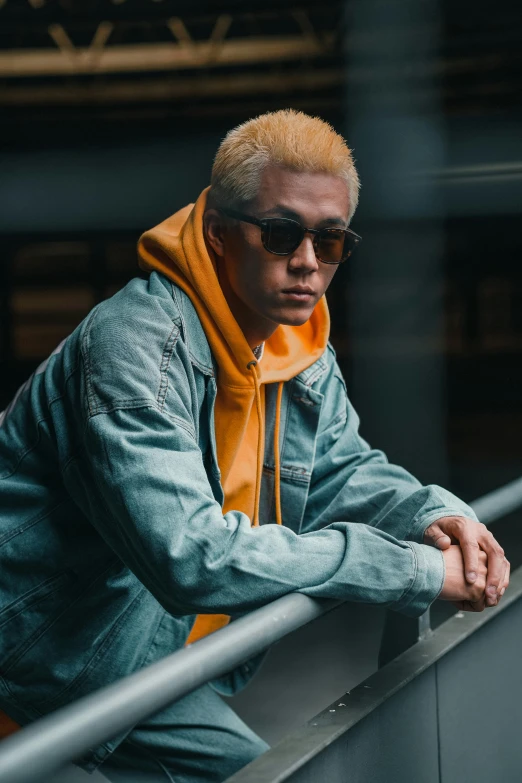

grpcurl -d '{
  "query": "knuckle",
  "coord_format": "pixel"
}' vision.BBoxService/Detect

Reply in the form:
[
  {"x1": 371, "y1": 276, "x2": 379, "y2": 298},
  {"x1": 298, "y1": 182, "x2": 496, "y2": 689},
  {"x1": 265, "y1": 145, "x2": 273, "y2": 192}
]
[{"x1": 470, "y1": 585, "x2": 485, "y2": 602}]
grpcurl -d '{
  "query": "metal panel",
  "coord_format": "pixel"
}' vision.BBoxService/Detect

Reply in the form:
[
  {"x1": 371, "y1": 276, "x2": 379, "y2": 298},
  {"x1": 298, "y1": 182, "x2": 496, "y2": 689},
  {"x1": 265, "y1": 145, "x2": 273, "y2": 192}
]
[
  {"x1": 285, "y1": 670, "x2": 439, "y2": 783},
  {"x1": 437, "y1": 598, "x2": 522, "y2": 783},
  {"x1": 228, "y1": 566, "x2": 522, "y2": 782},
  {"x1": 230, "y1": 603, "x2": 385, "y2": 746}
]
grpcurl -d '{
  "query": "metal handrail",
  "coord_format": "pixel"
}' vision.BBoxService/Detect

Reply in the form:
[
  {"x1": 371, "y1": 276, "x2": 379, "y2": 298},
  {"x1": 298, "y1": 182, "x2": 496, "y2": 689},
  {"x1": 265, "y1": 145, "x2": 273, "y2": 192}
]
[
  {"x1": 470, "y1": 476, "x2": 522, "y2": 524},
  {"x1": 0, "y1": 479, "x2": 521, "y2": 783}
]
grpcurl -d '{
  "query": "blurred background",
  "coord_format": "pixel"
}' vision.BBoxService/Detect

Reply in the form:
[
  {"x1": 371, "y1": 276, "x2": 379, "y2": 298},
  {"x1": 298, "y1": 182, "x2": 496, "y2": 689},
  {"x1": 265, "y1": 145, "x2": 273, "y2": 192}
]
[{"x1": 1, "y1": 0, "x2": 522, "y2": 757}]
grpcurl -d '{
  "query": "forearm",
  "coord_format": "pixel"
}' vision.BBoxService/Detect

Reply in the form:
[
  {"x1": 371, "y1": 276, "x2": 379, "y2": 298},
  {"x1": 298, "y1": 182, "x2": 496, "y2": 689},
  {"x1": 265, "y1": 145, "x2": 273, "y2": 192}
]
[
  {"x1": 80, "y1": 408, "x2": 444, "y2": 619},
  {"x1": 304, "y1": 453, "x2": 477, "y2": 542}
]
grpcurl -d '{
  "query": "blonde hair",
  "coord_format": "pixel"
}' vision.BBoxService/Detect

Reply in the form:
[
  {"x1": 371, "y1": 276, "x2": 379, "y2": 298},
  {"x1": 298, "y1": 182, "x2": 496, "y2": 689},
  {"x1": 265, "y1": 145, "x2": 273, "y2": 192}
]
[{"x1": 210, "y1": 109, "x2": 360, "y2": 221}]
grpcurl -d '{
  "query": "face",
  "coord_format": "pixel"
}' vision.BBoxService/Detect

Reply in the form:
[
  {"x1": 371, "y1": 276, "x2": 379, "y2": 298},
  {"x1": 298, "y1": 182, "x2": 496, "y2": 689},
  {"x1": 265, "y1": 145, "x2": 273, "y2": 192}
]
[{"x1": 205, "y1": 165, "x2": 351, "y2": 346}]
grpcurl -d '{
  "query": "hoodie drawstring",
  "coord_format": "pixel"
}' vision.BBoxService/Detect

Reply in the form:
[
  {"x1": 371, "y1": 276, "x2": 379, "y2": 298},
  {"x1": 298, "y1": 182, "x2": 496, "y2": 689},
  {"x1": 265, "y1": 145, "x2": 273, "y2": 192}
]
[
  {"x1": 248, "y1": 361, "x2": 264, "y2": 527},
  {"x1": 248, "y1": 362, "x2": 284, "y2": 528},
  {"x1": 274, "y1": 381, "x2": 284, "y2": 526}
]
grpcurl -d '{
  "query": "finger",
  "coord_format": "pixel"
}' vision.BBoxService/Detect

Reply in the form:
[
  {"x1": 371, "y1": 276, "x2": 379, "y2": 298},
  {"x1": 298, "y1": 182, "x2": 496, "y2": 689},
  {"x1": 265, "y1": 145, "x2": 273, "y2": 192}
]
[
  {"x1": 480, "y1": 531, "x2": 505, "y2": 605},
  {"x1": 502, "y1": 560, "x2": 511, "y2": 595},
  {"x1": 425, "y1": 523, "x2": 452, "y2": 549},
  {"x1": 496, "y1": 559, "x2": 507, "y2": 602},
  {"x1": 457, "y1": 532, "x2": 480, "y2": 584},
  {"x1": 434, "y1": 534, "x2": 452, "y2": 550},
  {"x1": 499, "y1": 559, "x2": 510, "y2": 598}
]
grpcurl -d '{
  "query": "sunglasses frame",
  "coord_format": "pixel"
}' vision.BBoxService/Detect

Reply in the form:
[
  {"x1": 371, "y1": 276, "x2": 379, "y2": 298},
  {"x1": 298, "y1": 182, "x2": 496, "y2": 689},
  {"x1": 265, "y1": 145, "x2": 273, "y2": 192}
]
[{"x1": 221, "y1": 208, "x2": 361, "y2": 265}]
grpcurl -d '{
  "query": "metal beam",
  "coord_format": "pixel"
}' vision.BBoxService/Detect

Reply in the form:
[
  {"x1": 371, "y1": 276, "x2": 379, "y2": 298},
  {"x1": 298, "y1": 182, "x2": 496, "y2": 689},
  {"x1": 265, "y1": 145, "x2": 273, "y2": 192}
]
[
  {"x1": 0, "y1": 34, "x2": 329, "y2": 78},
  {"x1": 0, "y1": 68, "x2": 343, "y2": 105}
]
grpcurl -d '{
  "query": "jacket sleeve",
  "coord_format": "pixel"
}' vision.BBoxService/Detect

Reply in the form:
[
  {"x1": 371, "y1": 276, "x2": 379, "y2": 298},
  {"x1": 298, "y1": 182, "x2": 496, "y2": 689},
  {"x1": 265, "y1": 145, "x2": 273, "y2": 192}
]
[
  {"x1": 301, "y1": 349, "x2": 478, "y2": 544},
  {"x1": 74, "y1": 308, "x2": 445, "y2": 619}
]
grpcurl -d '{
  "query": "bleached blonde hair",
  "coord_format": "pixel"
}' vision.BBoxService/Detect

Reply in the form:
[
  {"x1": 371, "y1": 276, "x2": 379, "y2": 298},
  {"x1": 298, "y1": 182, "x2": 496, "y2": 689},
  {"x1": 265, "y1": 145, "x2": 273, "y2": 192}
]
[{"x1": 210, "y1": 109, "x2": 360, "y2": 221}]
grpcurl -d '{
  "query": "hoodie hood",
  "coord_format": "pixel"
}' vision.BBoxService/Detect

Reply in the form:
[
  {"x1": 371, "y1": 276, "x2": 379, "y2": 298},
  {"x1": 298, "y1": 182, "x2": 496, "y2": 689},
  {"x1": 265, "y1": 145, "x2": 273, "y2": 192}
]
[
  {"x1": 139, "y1": 187, "x2": 329, "y2": 388},
  {"x1": 138, "y1": 187, "x2": 329, "y2": 642}
]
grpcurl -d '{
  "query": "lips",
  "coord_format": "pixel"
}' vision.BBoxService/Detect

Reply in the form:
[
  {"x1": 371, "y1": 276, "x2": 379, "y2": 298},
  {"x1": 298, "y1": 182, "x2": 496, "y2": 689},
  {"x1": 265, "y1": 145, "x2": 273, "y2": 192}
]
[
  {"x1": 281, "y1": 287, "x2": 315, "y2": 302},
  {"x1": 283, "y1": 287, "x2": 315, "y2": 295}
]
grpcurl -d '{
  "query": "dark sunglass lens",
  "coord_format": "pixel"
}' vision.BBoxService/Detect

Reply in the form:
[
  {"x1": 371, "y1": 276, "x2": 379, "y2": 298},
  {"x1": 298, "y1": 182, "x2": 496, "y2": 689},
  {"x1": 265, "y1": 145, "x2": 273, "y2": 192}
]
[
  {"x1": 265, "y1": 219, "x2": 302, "y2": 255},
  {"x1": 341, "y1": 232, "x2": 359, "y2": 261},
  {"x1": 315, "y1": 229, "x2": 349, "y2": 263}
]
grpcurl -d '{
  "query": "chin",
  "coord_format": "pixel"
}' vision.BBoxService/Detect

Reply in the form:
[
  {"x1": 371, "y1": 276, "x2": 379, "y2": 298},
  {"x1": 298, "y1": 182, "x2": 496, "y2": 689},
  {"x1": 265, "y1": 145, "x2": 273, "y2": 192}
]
[{"x1": 271, "y1": 308, "x2": 314, "y2": 327}]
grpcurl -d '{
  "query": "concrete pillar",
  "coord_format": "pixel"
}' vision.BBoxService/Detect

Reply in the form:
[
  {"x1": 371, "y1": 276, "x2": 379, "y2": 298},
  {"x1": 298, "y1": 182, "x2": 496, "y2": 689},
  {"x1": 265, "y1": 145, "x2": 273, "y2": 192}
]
[{"x1": 346, "y1": 0, "x2": 448, "y2": 487}]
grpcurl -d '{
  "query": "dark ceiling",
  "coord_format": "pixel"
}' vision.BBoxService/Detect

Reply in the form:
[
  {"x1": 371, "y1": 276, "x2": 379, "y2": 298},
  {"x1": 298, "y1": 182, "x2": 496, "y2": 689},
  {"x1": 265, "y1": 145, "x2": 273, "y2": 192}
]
[{"x1": 0, "y1": 0, "x2": 521, "y2": 142}]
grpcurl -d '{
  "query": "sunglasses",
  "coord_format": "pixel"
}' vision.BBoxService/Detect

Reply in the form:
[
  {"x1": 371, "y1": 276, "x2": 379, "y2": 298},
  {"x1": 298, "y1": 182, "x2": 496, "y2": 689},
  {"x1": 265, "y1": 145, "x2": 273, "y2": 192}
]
[{"x1": 221, "y1": 208, "x2": 361, "y2": 265}]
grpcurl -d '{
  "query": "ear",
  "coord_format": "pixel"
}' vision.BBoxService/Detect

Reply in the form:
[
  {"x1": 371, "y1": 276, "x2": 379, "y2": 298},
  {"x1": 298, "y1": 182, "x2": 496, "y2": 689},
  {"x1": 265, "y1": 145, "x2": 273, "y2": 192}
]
[{"x1": 204, "y1": 209, "x2": 227, "y2": 258}]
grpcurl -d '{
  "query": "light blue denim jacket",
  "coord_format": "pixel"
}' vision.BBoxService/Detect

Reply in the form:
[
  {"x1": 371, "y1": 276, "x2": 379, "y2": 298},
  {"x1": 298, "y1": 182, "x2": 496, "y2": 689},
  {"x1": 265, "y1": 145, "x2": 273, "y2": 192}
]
[{"x1": 0, "y1": 272, "x2": 477, "y2": 769}]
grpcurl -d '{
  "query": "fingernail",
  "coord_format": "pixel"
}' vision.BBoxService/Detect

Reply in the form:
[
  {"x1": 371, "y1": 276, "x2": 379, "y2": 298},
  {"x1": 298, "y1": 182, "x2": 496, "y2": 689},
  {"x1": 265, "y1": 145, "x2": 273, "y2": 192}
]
[
  {"x1": 487, "y1": 585, "x2": 497, "y2": 596},
  {"x1": 467, "y1": 571, "x2": 477, "y2": 582},
  {"x1": 500, "y1": 587, "x2": 506, "y2": 596}
]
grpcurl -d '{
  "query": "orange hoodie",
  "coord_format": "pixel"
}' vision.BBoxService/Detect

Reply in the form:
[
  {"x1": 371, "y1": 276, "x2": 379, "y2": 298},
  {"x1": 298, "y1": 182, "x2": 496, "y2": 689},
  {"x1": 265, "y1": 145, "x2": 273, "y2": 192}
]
[{"x1": 138, "y1": 187, "x2": 329, "y2": 644}]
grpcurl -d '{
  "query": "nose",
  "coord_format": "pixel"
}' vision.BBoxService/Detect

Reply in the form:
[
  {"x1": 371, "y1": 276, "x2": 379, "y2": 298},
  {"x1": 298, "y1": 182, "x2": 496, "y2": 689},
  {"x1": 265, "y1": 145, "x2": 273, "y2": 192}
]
[{"x1": 288, "y1": 234, "x2": 318, "y2": 273}]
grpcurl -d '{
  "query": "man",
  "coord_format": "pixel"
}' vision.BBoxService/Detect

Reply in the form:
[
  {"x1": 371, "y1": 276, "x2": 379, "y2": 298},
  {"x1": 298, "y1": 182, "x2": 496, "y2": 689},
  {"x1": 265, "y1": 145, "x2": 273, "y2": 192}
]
[{"x1": 0, "y1": 110, "x2": 509, "y2": 781}]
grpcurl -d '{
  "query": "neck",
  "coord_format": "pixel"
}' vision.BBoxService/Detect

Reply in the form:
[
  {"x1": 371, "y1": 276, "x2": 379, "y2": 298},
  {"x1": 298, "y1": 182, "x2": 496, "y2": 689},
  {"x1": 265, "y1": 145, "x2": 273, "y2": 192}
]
[{"x1": 217, "y1": 267, "x2": 277, "y2": 349}]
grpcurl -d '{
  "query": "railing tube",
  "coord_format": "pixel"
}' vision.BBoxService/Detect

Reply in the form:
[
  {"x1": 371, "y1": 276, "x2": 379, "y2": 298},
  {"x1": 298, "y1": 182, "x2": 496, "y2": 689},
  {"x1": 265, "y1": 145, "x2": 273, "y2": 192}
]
[{"x1": 0, "y1": 594, "x2": 339, "y2": 783}]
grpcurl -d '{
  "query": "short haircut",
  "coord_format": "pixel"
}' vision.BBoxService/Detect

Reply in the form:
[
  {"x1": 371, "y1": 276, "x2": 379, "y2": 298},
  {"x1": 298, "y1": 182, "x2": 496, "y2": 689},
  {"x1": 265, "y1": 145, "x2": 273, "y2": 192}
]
[{"x1": 210, "y1": 109, "x2": 360, "y2": 221}]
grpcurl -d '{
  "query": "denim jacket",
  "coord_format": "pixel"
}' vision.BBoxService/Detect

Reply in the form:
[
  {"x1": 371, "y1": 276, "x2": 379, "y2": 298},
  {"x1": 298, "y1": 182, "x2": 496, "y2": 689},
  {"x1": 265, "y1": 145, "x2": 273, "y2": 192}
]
[{"x1": 0, "y1": 272, "x2": 477, "y2": 769}]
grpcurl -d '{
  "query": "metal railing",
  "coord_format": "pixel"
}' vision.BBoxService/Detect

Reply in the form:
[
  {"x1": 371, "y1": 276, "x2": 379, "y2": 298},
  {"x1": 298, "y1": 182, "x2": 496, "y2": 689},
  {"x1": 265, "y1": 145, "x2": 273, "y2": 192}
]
[{"x1": 0, "y1": 478, "x2": 521, "y2": 783}]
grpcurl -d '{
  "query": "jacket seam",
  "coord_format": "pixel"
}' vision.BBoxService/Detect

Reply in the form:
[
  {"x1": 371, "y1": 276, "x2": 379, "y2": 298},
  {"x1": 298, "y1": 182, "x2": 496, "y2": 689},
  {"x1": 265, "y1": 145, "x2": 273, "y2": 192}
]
[
  {"x1": 279, "y1": 378, "x2": 294, "y2": 461},
  {"x1": 170, "y1": 284, "x2": 214, "y2": 375},
  {"x1": 0, "y1": 366, "x2": 84, "y2": 477},
  {"x1": 157, "y1": 324, "x2": 180, "y2": 410},
  {"x1": 262, "y1": 463, "x2": 311, "y2": 485},
  {"x1": 0, "y1": 418, "x2": 50, "y2": 480},
  {"x1": 299, "y1": 357, "x2": 328, "y2": 387},
  {"x1": 1, "y1": 559, "x2": 121, "y2": 680},
  {"x1": 81, "y1": 307, "x2": 101, "y2": 417},
  {"x1": 86, "y1": 402, "x2": 196, "y2": 440},
  {"x1": 0, "y1": 499, "x2": 68, "y2": 548},
  {"x1": 47, "y1": 360, "x2": 80, "y2": 407},
  {"x1": 0, "y1": 572, "x2": 71, "y2": 632},
  {"x1": 395, "y1": 543, "x2": 420, "y2": 607}
]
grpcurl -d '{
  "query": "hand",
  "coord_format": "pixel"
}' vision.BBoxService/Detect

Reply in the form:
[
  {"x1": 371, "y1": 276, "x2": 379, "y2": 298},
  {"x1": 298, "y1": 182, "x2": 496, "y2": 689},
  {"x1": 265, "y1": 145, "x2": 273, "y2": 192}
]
[
  {"x1": 424, "y1": 515, "x2": 510, "y2": 607},
  {"x1": 439, "y1": 545, "x2": 488, "y2": 611}
]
